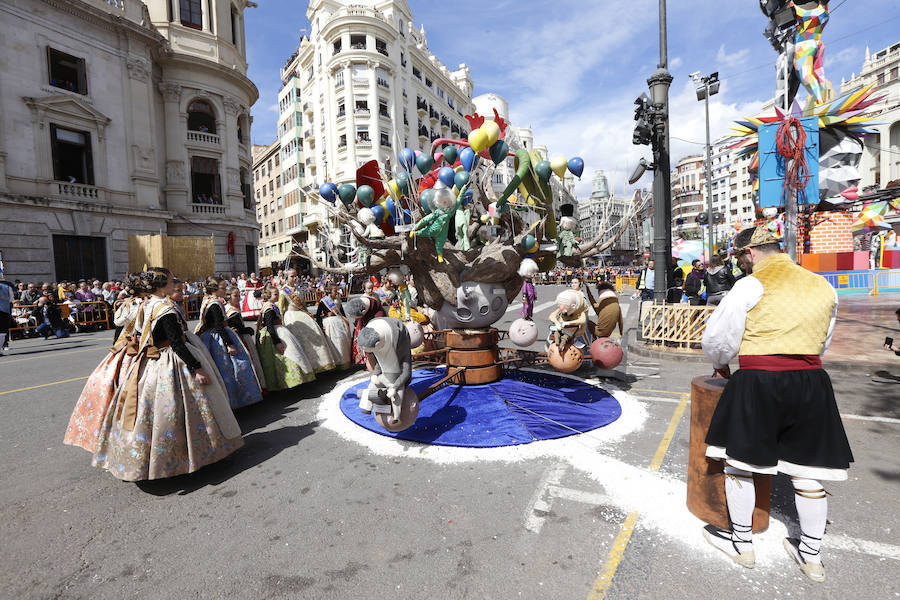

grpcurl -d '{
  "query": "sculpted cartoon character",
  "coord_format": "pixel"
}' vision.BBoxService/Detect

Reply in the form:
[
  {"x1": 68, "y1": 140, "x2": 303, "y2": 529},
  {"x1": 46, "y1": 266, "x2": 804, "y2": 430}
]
[
  {"x1": 357, "y1": 317, "x2": 415, "y2": 429},
  {"x1": 547, "y1": 289, "x2": 588, "y2": 351},
  {"x1": 556, "y1": 216, "x2": 579, "y2": 258},
  {"x1": 354, "y1": 207, "x2": 384, "y2": 266},
  {"x1": 410, "y1": 181, "x2": 468, "y2": 262}
]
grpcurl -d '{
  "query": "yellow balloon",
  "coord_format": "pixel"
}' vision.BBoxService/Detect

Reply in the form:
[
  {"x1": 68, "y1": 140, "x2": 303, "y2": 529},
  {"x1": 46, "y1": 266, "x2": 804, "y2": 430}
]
[
  {"x1": 551, "y1": 156, "x2": 568, "y2": 179},
  {"x1": 468, "y1": 128, "x2": 490, "y2": 153},
  {"x1": 481, "y1": 121, "x2": 501, "y2": 146},
  {"x1": 387, "y1": 179, "x2": 400, "y2": 200}
]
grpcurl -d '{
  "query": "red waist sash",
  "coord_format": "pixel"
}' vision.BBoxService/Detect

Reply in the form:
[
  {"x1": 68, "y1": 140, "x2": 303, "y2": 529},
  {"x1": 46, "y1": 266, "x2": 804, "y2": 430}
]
[{"x1": 739, "y1": 354, "x2": 821, "y2": 371}]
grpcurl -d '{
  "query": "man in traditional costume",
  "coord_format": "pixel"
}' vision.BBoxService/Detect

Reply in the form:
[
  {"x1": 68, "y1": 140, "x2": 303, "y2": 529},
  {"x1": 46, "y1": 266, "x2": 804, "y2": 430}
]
[{"x1": 700, "y1": 226, "x2": 852, "y2": 582}]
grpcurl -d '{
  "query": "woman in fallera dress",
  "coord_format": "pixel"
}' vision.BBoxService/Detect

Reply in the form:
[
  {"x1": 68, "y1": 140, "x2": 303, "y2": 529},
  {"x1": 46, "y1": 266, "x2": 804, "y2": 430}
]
[
  {"x1": 280, "y1": 286, "x2": 337, "y2": 374},
  {"x1": 315, "y1": 285, "x2": 352, "y2": 370},
  {"x1": 256, "y1": 285, "x2": 315, "y2": 391},
  {"x1": 64, "y1": 274, "x2": 144, "y2": 453},
  {"x1": 92, "y1": 268, "x2": 243, "y2": 481},
  {"x1": 225, "y1": 287, "x2": 265, "y2": 392},
  {"x1": 195, "y1": 278, "x2": 263, "y2": 409}
]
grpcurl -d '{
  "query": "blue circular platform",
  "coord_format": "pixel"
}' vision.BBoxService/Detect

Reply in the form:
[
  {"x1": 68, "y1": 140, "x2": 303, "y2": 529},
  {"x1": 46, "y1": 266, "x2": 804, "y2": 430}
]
[{"x1": 339, "y1": 368, "x2": 622, "y2": 448}]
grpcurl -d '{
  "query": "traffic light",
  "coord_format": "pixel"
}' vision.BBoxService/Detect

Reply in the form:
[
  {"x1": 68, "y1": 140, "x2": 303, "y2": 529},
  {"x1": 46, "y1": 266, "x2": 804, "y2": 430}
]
[{"x1": 633, "y1": 93, "x2": 652, "y2": 146}]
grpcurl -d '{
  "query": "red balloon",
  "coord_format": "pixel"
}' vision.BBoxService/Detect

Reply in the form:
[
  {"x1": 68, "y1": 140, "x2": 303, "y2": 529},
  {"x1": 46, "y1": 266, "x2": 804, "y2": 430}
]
[{"x1": 590, "y1": 338, "x2": 623, "y2": 369}]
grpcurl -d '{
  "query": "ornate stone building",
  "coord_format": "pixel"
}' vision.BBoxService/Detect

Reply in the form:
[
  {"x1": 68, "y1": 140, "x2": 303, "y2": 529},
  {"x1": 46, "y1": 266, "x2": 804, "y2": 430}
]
[
  {"x1": 277, "y1": 0, "x2": 474, "y2": 266},
  {"x1": 0, "y1": 0, "x2": 259, "y2": 282}
]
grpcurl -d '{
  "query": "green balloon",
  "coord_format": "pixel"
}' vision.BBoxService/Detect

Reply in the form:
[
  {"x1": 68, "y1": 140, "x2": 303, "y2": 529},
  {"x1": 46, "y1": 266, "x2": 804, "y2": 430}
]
[
  {"x1": 395, "y1": 171, "x2": 410, "y2": 194},
  {"x1": 489, "y1": 140, "x2": 509, "y2": 165},
  {"x1": 337, "y1": 184, "x2": 356, "y2": 207},
  {"x1": 453, "y1": 171, "x2": 470, "y2": 190},
  {"x1": 416, "y1": 154, "x2": 434, "y2": 176},
  {"x1": 420, "y1": 188, "x2": 435, "y2": 214},
  {"x1": 535, "y1": 160, "x2": 552, "y2": 183},
  {"x1": 520, "y1": 234, "x2": 537, "y2": 252},
  {"x1": 443, "y1": 146, "x2": 458, "y2": 165},
  {"x1": 357, "y1": 185, "x2": 375, "y2": 207}
]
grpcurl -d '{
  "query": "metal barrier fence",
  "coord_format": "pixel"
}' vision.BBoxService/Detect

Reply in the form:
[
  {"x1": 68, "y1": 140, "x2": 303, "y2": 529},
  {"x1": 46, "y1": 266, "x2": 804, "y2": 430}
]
[
  {"x1": 640, "y1": 302, "x2": 714, "y2": 352},
  {"x1": 10, "y1": 300, "x2": 112, "y2": 335},
  {"x1": 818, "y1": 269, "x2": 900, "y2": 295}
]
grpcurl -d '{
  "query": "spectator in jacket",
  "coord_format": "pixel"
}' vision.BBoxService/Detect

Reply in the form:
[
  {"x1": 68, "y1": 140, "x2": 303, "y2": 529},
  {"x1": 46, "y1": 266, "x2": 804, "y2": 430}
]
[
  {"x1": 703, "y1": 255, "x2": 735, "y2": 306},
  {"x1": 684, "y1": 259, "x2": 707, "y2": 305},
  {"x1": 32, "y1": 296, "x2": 70, "y2": 339},
  {"x1": 21, "y1": 283, "x2": 40, "y2": 305}
]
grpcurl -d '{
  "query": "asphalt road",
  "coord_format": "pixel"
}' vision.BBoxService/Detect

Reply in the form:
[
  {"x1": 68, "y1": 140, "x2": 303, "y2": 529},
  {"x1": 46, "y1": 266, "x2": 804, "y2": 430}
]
[{"x1": 1, "y1": 285, "x2": 898, "y2": 599}]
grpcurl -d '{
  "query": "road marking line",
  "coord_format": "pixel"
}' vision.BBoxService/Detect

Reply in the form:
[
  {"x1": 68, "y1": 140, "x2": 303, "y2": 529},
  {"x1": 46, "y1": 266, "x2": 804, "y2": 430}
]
[
  {"x1": 827, "y1": 533, "x2": 900, "y2": 561},
  {"x1": 839, "y1": 413, "x2": 900, "y2": 424},
  {"x1": 588, "y1": 511, "x2": 639, "y2": 600},
  {"x1": 648, "y1": 393, "x2": 689, "y2": 473},
  {"x1": 0, "y1": 346, "x2": 105, "y2": 365},
  {"x1": 549, "y1": 485, "x2": 612, "y2": 506},
  {"x1": 505, "y1": 300, "x2": 557, "y2": 315},
  {"x1": 0, "y1": 376, "x2": 89, "y2": 395},
  {"x1": 524, "y1": 463, "x2": 567, "y2": 534},
  {"x1": 630, "y1": 393, "x2": 900, "y2": 425},
  {"x1": 588, "y1": 392, "x2": 689, "y2": 599}
]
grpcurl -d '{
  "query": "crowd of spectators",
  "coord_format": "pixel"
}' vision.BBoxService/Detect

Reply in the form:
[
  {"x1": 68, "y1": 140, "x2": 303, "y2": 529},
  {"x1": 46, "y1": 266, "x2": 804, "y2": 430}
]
[{"x1": 6, "y1": 270, "x2": 353, "y2": 340}]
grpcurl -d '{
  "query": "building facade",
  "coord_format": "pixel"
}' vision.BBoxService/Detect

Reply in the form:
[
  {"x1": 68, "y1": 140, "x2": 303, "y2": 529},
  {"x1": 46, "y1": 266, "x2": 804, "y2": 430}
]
[
  {"x1": 576, "y1": 170, "x2": 638, "y2": 264},
  {"x1": 0, "y1": 0, "x2": 259, "y2": 283},
  {"x1": 253, "y1": 141, "x2": 290, "y2": 269},
  {"x1": 671, "y1": 155, "x2": 705, "y2": 241},
  {"x1": 841, "y1": 42, "x2": 900, "y2": 231},
  {"x1": 276, "y1": 0, "x2": 474, "y2": 266}
]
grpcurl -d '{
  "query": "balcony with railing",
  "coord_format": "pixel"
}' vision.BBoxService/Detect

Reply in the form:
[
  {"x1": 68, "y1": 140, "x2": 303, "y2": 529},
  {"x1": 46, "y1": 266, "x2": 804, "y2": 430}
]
[
  {"x1": 440, "y1": 116, "x2": 450, "y2": 127},
  {"x1": 429, "y1": 108, "x2": 439, "y2": 122},
  {"x1": 56, "y1": 181, "x2": 100, "y2": 201},
  {"x1": 186, "y1": 130, "x2": 220, "y2": 145},
  {"x1": 379, "y1": 107, "x2": 390, "y2": 118},
  {"x1": 191, "y1": 203, "x2": 225, "y2": 215},
  {"x1": 375, "y1": 41, "x2": 389, "y2": 57},
  {"x1": 418, "y1": 126, "x2": 428, "y2": 138},
  {"x1": 303, "y1": 102, "x2": 312, "y2": 114},
  {"x1": 377, "y1": 78, "x2": 389, "y2": 88},
  {"x1": 356, "y1": 135, "x2": 372, "y2": 147},
  {"x1": 416, "y1": 97, "x2": 427, "y2": 113}
]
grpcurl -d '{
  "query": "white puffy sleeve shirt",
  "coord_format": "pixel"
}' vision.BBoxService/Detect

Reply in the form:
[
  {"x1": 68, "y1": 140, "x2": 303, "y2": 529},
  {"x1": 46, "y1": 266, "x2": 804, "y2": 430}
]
[{"x1": 700, "y1": 275, "x2": 838, "y2": 369}]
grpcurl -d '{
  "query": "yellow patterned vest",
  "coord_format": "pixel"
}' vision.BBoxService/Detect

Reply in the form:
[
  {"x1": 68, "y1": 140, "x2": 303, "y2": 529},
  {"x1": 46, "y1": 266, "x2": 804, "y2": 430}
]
[{"x1": 739, "y1": 253, "x2": 835, "y2": 356}]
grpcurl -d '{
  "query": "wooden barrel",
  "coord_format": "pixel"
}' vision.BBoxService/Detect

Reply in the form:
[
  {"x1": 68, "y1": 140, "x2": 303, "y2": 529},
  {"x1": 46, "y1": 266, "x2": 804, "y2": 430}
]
[
  {"x1": 461, "y1": 364, "x2": 502, "y2": 385},
  {"x1": 445, "y1": 329, "x2": 499, "y2": 349},
  {"x1": 447, "y1": 348, "x2": 498, "y2": 368},
  {"x1": 687, "y1": 376, "x2": 771, "y2": 533}
]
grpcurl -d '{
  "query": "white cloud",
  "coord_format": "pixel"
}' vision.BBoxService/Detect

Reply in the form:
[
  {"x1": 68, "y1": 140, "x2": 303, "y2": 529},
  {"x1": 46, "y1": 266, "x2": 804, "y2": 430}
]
[
  {"x1": 670, "y1": 56, "x2": 683, "y2": 70},
  {"x1": 715, "y1": 44, "x2": 750, "y2": 69}
]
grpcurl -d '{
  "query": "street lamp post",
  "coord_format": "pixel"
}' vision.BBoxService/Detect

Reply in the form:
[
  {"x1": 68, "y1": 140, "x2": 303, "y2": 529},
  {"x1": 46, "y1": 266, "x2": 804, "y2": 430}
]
[
  {"x1": 632, "y1": 0, "x2": 673, "y2": 303},
  {"x1": 692, "y1": 72, "x2": 719, "y2": 262},
  {"x1": 648, "y1": 70, "x2": 673, "y2": 299}
]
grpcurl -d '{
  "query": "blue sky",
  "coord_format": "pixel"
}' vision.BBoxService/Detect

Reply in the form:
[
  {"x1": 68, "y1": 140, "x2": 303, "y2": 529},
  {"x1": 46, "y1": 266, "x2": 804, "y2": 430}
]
[{"x1": 245, "y1": 0, "x2": 900, "y2": 197}]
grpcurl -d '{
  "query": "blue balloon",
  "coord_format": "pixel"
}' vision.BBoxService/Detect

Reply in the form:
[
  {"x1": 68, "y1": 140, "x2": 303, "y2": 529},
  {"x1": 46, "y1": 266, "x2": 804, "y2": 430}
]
[
  {"x1": 568, "y1": 157, "x2": 585, "y2": 178},
  {"x1": 384, "y1": 197, "x2": 398, "y2": 224},
  {"x1": 398, "y1": 148, "x2": 416, "y2": 172},
  {"x1": 460, "y1": 189, "x2": 473, "y2": 207},
  {"x1": 459, "y1": 147, "x2": 476, "y2": 172},
  {"x1": 454, "y1": 171, "x2": 471, "y2": 190},
  {"x1": 370, "y1": 204, "x2": 385, "y2": 224},
  {"x1": 318, "y1": 182, "x2": 338, "y2": 203},
  {"x1": 401, "y1": 209, "x2": 413, "y2": 225},
  {"x1": 438, "y1": 166, "x2": 456, "y2": 188}
]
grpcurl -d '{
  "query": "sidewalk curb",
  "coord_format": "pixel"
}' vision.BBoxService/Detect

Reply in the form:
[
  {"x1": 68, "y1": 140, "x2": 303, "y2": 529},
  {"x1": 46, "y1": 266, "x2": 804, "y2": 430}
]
[{"x1": 627, "y1": 339, "x2": 898, "y2": 375}]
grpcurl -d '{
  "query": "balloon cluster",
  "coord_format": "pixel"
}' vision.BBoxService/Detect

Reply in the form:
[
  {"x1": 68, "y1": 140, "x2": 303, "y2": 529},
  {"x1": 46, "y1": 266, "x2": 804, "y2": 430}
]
[{"x1": 313, "y1": 112, "x2": 586, "y2": 263}]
